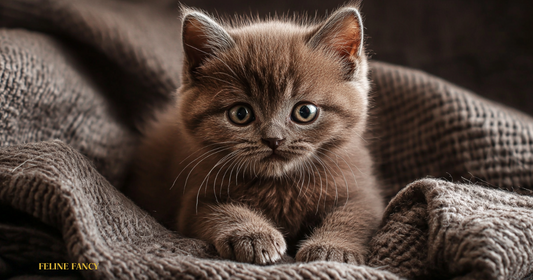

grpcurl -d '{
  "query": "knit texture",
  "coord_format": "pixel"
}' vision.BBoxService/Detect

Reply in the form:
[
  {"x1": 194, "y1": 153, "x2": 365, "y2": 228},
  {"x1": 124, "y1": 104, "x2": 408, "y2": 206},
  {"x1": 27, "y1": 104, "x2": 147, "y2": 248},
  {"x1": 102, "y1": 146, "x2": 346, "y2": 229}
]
[{"x1": 0, "y1": 0, "x2": 532, "y2": 279}]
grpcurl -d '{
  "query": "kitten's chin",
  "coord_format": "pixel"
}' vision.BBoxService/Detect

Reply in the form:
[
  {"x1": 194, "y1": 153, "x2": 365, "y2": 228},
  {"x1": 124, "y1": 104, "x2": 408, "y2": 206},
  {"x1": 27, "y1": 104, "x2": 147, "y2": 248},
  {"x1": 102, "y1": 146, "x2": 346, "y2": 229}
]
[{"x1": 254, "y1": 154, "x2": 301, "y2": 178}]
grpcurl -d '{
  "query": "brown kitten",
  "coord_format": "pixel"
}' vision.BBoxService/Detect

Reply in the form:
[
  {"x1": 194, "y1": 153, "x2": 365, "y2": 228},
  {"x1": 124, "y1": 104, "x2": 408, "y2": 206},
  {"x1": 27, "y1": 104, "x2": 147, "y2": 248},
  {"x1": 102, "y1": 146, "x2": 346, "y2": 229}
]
[{"x1": 124, "y1": 4, "x2": 384, "y2": 265}]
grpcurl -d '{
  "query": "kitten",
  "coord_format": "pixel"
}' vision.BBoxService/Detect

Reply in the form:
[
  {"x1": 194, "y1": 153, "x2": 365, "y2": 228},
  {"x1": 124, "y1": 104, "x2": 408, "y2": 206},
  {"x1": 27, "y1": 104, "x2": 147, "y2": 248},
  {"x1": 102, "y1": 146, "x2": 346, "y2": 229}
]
[{"x1": 124, "y1": 4, "x2": 384, "y2": 265}]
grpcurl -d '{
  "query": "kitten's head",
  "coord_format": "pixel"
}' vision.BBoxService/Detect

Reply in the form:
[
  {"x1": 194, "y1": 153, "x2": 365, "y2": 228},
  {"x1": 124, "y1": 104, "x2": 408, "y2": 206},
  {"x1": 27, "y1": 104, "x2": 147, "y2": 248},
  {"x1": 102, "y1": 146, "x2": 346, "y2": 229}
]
[{"x1": 177, "y1": 6, "x2": 370, "y2": 178}]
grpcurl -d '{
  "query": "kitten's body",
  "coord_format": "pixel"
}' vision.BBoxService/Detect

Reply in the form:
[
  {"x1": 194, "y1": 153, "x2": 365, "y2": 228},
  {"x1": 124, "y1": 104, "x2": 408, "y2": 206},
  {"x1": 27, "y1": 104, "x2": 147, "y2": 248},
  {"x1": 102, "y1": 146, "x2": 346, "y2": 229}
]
[{"x1": 125, "y1": 6, "x2": 384, "y2": 265}]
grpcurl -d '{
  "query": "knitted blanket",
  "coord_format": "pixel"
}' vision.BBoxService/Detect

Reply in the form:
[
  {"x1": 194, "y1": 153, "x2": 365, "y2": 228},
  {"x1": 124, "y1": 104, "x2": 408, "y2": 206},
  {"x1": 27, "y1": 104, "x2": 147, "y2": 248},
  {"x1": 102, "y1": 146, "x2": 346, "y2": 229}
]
[{"x1": 1, "y1": 0, "x2": 532, "y2": 279}]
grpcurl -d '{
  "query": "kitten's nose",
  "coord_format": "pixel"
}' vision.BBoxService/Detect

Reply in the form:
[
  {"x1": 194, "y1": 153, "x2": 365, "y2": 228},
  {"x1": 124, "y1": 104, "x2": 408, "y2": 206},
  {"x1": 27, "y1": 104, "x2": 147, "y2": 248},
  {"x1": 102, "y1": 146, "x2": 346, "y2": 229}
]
[{"x1": 261, "y1": 138, "x2": 285, "y2": 150}]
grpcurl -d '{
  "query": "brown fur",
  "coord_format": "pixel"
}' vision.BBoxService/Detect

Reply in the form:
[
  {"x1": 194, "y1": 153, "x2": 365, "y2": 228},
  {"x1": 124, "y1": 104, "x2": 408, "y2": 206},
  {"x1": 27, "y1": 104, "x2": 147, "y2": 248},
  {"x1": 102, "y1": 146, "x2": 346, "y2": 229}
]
[{"x1": 124, "y1": 4, "x2": 384, "y2": 265}]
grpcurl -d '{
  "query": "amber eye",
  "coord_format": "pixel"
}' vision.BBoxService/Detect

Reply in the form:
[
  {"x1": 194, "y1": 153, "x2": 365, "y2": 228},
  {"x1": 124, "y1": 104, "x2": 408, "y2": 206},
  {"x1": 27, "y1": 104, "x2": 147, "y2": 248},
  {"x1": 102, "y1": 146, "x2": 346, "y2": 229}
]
[
  {"x1": 228, "y1": 104, "x2": 254, "y2": 125},
  {"x1": 292, "y1": 103, "x2": 318, "y2": 123}
]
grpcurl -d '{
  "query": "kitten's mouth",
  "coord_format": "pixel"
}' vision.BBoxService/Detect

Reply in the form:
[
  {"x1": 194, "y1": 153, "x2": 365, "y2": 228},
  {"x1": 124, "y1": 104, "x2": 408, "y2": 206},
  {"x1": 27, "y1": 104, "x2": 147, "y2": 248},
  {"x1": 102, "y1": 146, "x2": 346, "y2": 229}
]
[{"x1": 263, "y1": 151, "x2": 287, "y2": 162}]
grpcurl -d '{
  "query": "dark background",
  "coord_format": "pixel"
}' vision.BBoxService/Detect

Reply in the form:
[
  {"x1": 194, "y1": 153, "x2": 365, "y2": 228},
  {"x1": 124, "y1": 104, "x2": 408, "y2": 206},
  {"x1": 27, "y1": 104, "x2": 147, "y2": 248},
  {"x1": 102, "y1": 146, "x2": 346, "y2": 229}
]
[{"x1": 181, "y1": 0, "x2": 533, "y2": 116}]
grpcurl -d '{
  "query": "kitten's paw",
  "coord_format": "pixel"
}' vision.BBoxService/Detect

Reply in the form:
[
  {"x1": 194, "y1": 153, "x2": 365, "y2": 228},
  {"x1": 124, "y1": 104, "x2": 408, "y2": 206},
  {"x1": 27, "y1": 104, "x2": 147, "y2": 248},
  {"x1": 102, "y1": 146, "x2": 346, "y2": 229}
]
[
  {"x1": 214, "y1": 227, "x2": 286, "y2": 265},
  {"x1": 296, "y1": 239, "x2": 366, "y2": 265}
]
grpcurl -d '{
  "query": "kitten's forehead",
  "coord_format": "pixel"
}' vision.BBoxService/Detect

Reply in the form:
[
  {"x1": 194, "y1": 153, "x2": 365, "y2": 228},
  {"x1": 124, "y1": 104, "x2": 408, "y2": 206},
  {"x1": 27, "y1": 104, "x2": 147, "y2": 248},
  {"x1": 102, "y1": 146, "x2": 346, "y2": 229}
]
[
  {"x1": 211, "y1": 23, "x2": 324, "y2": 106},
  {"x1": 231, "y1": 23, "x2": 308, "y2": 99}
]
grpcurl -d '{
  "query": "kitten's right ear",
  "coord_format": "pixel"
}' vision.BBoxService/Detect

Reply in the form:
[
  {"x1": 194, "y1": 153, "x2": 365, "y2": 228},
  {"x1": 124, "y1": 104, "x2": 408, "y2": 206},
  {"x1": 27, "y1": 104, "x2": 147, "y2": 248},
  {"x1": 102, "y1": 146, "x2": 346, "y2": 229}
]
[
  {"x1": 307, "y1": 6, "x2": 364, "y2": 77},
  {"x1": 181, "y1": 9, "x2": 234, "y2": 76}
]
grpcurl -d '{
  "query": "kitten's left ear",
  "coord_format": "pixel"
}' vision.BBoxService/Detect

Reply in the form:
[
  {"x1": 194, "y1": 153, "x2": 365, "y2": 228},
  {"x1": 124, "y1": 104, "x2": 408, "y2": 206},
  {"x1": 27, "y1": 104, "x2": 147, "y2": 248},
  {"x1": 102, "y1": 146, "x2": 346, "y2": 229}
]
[
  {"x1": 307, "y1": 7, "x2": 364, "y2": 74},
  {"x1": 181, "y1": 9, "x2": 235, "y2": 77}
]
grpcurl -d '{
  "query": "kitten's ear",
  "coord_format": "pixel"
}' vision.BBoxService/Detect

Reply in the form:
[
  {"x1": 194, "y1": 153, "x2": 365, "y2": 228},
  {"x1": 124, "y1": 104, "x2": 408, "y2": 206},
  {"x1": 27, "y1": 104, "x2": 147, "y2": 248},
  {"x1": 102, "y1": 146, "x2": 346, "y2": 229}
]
[
  {"x1": 307, "y1": 7, "x2": 364, "y2": 74},
  {"x1": 181, "y1": 9, "x2": 234, "y2": 76}
]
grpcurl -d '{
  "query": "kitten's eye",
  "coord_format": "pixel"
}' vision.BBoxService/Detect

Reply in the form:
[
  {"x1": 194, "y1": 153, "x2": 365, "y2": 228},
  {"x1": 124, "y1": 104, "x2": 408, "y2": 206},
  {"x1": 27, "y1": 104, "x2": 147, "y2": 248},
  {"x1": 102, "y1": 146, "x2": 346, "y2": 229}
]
[
  {"x1": 292, "y1": 103, "x2": 318, "y2": 123},
  {"x1": 228, "y1": 104, "x2": 254, "y2": 125}
]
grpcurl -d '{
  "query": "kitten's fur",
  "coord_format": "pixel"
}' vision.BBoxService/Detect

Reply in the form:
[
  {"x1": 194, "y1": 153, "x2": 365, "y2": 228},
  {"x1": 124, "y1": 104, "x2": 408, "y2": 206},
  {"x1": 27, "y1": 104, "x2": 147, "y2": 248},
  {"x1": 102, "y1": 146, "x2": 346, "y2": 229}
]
[{"x1": 124, "y1": 4, "x2": 384, "y2": 265}]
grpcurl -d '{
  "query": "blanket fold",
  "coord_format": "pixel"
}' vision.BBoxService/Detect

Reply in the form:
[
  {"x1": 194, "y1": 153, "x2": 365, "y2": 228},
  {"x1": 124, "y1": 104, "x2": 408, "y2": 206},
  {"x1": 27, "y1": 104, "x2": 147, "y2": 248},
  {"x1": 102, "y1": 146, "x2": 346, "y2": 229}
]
[
  {"x1": 1, "y1": 0, "x2": 532, "y2": 279},
  {"x1": 369, "y1": 179, "x2": 533, "y2": 280}
]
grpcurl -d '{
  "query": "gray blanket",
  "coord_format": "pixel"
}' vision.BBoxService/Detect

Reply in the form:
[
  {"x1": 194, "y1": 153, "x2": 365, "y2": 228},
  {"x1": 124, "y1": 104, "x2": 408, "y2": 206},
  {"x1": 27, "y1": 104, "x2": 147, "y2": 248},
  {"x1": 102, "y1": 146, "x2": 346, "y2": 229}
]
[{"x1": 1, "y1": 0, "x2": 532, "y2": 279}]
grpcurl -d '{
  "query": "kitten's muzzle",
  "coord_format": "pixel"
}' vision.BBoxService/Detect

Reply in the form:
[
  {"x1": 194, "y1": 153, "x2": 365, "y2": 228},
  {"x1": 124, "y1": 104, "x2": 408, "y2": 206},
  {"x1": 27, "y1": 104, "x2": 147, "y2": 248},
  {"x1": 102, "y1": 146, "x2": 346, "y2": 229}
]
[{"x1": 261, "y1": 138, "x2": 285, "y2": 151}]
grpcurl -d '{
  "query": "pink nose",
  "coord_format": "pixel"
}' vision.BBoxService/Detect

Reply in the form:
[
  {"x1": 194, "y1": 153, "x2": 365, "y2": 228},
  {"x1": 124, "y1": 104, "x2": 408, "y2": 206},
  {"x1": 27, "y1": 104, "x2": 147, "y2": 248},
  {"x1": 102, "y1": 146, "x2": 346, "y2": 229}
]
[{"x1": 261, "y1": 138, "x2": 285, "y2": 150}]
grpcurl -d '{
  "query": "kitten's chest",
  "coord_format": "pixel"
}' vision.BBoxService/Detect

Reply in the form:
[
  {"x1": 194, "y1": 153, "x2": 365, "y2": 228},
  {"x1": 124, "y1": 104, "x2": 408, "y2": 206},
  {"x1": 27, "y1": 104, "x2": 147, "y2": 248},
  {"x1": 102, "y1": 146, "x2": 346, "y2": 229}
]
[{"x1": 232, "y1": 179, "x2": 334, "y2": 238}]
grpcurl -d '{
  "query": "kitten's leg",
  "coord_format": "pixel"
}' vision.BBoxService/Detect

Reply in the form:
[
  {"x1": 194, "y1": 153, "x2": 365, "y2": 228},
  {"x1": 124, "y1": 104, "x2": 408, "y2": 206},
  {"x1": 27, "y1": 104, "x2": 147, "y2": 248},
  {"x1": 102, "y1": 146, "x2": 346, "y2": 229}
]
[
  {"x1": 295, "y1": 196, "x2": 382, "y2": 265},
  {"x1": 191, "y1": 203, "x2": 286, "y2": 265}
]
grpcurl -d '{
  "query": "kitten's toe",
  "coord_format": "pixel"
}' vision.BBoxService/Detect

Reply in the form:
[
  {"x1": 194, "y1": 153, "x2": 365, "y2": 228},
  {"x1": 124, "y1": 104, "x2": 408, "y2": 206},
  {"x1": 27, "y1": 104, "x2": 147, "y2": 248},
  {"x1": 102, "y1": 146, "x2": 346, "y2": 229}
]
[
  {"x1": 296, "y1": 242, "x2": 365, "y2": 265},
  {"x1": 215, "y1": 228, "x2": 286, "y2": 265}
]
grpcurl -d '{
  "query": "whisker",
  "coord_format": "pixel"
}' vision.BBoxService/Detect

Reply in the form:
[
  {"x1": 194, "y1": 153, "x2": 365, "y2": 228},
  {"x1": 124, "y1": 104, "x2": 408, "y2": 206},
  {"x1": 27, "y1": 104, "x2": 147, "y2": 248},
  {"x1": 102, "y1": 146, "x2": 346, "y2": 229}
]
[
  {"x1": 237, "y1": 150, "x2": 270, "y2": 157},
  {"x1": 313, "y1": 154, "x2": 339, "y2": 207},
  {"x1": 309, "y1": 159, "x2": 318, "y2": 202},
  {"x1": 295, "y1": 161, "x2": 304, "y2": 197},
  {"x1": 201, "y1": 151, "x2": 239, "y2": 204},
  {"x1": 308, "y1": 158, "x2": 324, "y2": 214},
  {"x1": 219, "y1": 155, "x2": 240, "y2": 199},
  {"x1": 319, "y1": 144, "x2": 365, "y2": 176},
  {"x1": 227, "y1": 156, "x2": 246, "y2": 196},
  {"x1": 253, "y1": 160, "x2": 258, "y2": 178},
  {"x1": 310, "y1": 155, "x2": 328, "y2": 209},
  {"x1": 170, "y1": 145, "x2": 231, "y2": 191},
  {"x1": 300, "y1": 159, "x2": 313, "y2": 199},
  {"x1": 235, "y1": 157, "x2": 247, "y2": 186},
  {"x1": 317, "y1": 149, "x2": 357, "y2": 207},
  {"x1": 184, "y1": 146, "x2": 232, "y2": 195},
  {"x1": 297, "y1": 159, "x2": 306, "y2": 198},
  {"x1": 196, "y1": 150, "x2": 244, "y2": 212},
  {"x1": 178, "y1": 141, "x2": 237, "y2": 166},
  {"x1": 318, "y1": 148, "x2": 359, "y2": 181},
  {"x1": 192, "y1": 149, "x2": 234, "y2": 213},
  {"x1": 353, "y1": 131, "x2": 367, "y2": 143},
  {"x1": 212, "y1": 152, "x2": 239, "y2": 199},
  {"x1": 316, "y1": 153, "x2": 344, "y2": 206},
  {"x1": 244, "y1": 161, "x2": 250, "y2": 181}
]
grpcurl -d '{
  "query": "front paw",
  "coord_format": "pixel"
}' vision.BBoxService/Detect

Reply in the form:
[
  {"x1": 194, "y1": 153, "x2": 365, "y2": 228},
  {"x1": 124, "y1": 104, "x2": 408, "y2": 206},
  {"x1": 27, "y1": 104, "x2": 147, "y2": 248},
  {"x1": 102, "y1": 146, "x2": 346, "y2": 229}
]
[
  {"x1": 214, "y1": 226, "x2": 287, "y2": 265},
  {"x1": 296, "y1": 239, "x2": 366, "y2": 265}
]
